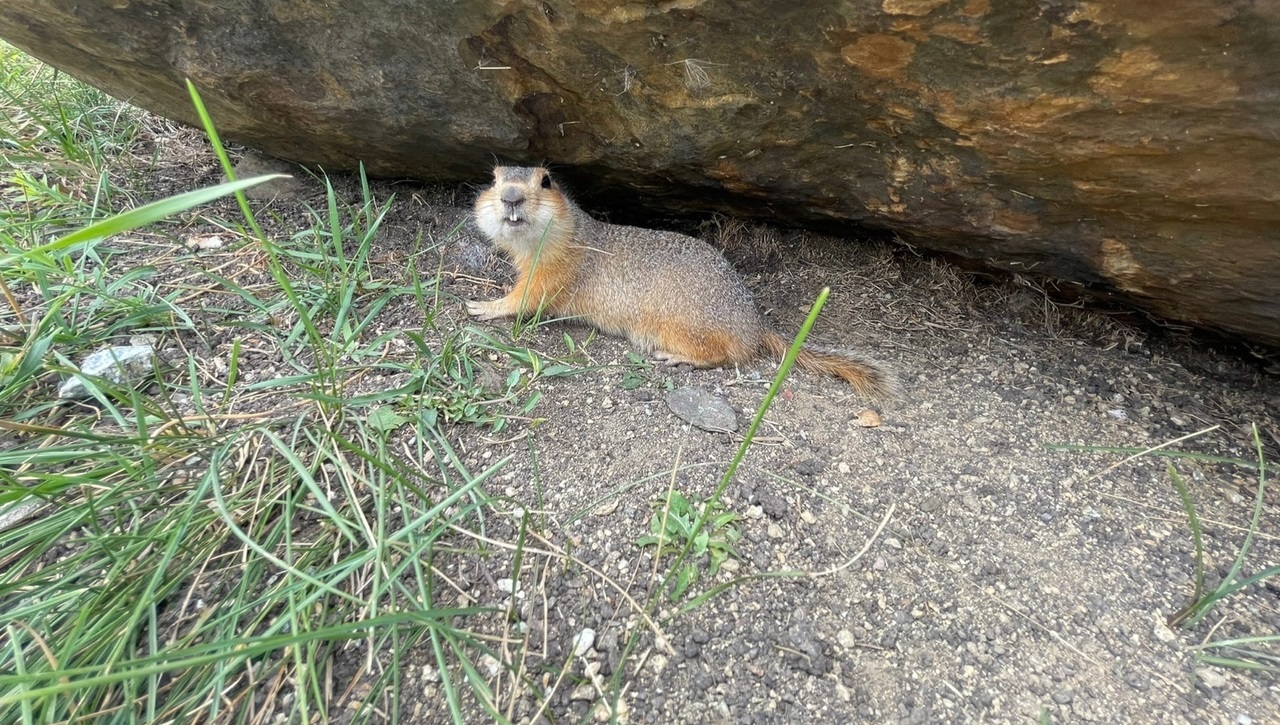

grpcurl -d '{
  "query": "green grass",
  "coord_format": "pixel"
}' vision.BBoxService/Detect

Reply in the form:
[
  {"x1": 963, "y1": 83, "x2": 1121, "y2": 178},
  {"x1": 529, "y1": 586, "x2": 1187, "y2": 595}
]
[
  {"x1": 1, "y1": 44, "x2": 145, "y2": 234},
  {"x1": 0, "y1": 48, "x2": 582, "y2": 723},
  {"x1": 1167, "y1": 426, "x2": 1279, "y2": 672}
]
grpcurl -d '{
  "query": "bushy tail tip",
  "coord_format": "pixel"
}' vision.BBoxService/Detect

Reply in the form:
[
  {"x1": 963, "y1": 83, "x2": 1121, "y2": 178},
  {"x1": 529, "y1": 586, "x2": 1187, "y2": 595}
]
[{"x1": 761, "y1": 331, "x2": 895, "y2": 399}]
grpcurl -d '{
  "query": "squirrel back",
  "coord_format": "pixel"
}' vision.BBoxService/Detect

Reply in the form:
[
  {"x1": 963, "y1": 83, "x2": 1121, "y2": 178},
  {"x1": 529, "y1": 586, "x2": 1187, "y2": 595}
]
[{"x1": 470, "y1": 166, "x2": 893, "y2": 398}]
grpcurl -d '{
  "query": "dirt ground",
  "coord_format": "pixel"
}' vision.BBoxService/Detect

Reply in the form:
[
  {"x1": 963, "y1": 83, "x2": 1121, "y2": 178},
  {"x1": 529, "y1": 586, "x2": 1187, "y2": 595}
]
[{"x1": 141, "y1": 135, "x2": 1280, "y2": 722}]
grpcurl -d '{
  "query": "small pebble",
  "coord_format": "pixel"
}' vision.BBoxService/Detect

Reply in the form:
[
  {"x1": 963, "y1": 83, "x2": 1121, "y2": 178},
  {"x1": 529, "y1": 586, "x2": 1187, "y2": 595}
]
[
  {"x1": 837, "y1": 629, "x2": 857, "y2": 649},
  {"x1": 573, "y1": 628, "x2": 596, "y2": 657},
  {"x1": 1196, "y1": 668, "x2": 1227, "y2": 688},
  {"x1": 570, "y1": 684, "x2": 595, "y2": 701}
]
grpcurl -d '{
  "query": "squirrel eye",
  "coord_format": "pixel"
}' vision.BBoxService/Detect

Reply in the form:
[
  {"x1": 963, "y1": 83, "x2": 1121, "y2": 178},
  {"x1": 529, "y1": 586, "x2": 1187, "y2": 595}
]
[{"x1": 540, "y1": 173, "x2": 553, "y2": 189}]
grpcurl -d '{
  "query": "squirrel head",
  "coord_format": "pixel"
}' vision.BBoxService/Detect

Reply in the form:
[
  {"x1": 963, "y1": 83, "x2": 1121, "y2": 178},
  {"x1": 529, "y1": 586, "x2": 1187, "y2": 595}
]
[{"x1": 474, "y1": 166, "x2": 575, "y2": 255}]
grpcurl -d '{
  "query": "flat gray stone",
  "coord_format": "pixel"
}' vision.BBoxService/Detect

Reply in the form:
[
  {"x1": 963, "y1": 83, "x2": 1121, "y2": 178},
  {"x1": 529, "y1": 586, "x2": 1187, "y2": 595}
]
[
  {"x1": 666, "y1": 387, "x2": 738, "y2": 433},
  {"x1": 58, "y1": 344, "x2": 156, "y2": 399}
]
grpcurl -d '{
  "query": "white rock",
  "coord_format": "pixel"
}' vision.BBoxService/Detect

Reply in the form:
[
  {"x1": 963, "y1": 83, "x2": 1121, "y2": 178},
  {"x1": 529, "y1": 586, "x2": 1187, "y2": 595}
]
[
  {"x1": 58, "y1": 344, "x2": 156, "y2": 399},
  {"x1": 573, "y1": 628, "x2": 596, "y2": 657},
  {"x1": 594, "y1": 698, "x2": 629, "y2": 722},
  {"x1": 570, "y1": 684, "x2": 595, "y2": 701},
  {"x1": 479, "y1": 653, "x2": 500, "y2": 677},
  {"x1": 647, "y1": 653, "x2": 668, "y2": 673},
  {"x1": 185, "y1": 233, "x2": 224, "y2": 250}
]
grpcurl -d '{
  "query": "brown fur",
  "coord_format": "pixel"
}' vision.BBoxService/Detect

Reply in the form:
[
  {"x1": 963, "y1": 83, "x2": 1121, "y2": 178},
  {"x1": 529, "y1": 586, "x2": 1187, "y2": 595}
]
[
  {"x1": 761, "y1": 331, "x2": 895, "y2": 399},
  {"x1": 469, "y1": 165, "x2": 894, "y2": 399}
]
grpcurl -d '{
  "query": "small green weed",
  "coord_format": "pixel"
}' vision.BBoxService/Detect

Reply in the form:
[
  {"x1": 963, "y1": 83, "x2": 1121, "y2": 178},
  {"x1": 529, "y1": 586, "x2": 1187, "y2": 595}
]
[
  {"x1": 618, "y1": 351, "x2": 673, "y2": 391},
  {"x1": 1166, "y1": 425, "x2": 1276, "y2": 630},
  {"x1": 637, "y1": 489, "x2": 742, "y2": 600},
  {"x1": 1169, "y1": 426, "x2": 1278, "y2": 672}
]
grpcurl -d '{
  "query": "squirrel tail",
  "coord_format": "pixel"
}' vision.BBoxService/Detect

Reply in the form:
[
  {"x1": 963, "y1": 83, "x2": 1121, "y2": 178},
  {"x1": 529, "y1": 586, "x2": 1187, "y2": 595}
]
[{"x1": 761, "y1": 330, "x2": 895, "y2": 399}]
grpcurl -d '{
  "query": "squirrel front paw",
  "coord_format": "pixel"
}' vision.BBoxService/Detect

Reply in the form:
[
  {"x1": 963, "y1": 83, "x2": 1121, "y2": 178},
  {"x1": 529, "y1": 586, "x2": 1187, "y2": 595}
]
[{"x1": 466, "y1": 299, "x2": 508, "y2": 321}]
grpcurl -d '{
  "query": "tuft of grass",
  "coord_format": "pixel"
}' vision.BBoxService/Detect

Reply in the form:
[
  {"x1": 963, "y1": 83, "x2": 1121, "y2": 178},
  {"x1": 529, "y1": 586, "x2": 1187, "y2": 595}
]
[
  {"x1": 1170, "y1": 426, "x2": 1279, "y2": 671},
  {"x1": 1167, "y1": 426, "x2": 1276, "y2": 629},
  {"x1": 0, "y1": 419, "x2": 505, "y2": 721},
  {"x1": 1, "y1": 44, "x2": 141, "y2": 166},
  {"x1": 1, "y1": 43, "x2": 146, "y2": 232},
  {"x1": 1, "y1": 60, "x2": 570, "y2": 723}
]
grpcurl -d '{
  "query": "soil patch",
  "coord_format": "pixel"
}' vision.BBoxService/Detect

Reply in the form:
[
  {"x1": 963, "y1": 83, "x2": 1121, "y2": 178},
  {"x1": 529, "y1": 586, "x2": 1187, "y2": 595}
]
[{"x1": 50, "y1": 131, "x2": 1280, "y2": 722}]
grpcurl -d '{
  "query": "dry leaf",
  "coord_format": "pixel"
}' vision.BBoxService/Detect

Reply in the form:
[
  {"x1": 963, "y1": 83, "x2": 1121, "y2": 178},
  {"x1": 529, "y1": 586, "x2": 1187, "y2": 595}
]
[{"x1": 855, "y1": 409, "x2": 883, "y2": 428}]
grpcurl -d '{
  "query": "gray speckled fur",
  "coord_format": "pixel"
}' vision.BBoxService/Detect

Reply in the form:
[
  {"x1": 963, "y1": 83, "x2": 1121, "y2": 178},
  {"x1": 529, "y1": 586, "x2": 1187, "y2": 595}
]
[{"x1": 553, "y1": 204, "x2": 766, "y2": 355}]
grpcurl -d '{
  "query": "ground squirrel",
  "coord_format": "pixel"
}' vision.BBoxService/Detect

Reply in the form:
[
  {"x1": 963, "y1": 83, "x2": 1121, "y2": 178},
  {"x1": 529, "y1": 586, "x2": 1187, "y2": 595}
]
[{"x1": 468, "y1": 166, "x2": 894, "y2": 398}]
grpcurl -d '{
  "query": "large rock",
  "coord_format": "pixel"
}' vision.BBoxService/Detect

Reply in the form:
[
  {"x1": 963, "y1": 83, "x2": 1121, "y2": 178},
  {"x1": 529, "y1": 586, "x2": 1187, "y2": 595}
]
[{"x1": 4, "y1": 1, "x2": 1279, "y2": 345}]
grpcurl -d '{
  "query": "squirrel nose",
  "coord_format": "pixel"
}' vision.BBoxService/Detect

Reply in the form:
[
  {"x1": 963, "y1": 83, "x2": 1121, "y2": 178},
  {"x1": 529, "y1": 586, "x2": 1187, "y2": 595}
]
[{"x1": 500, "y1": 187, "x2": 525, "y2": 207}]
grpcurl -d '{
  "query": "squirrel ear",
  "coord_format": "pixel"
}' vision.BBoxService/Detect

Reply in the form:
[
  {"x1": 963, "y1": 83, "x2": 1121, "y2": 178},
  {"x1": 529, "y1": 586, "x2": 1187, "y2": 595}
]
[{"x1": 540, "y1": 171, "x2": 554, "y2": 189}]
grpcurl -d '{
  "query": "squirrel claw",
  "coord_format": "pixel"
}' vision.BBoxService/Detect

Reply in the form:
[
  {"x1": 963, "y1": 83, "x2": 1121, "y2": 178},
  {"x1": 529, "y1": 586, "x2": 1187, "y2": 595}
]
[{"x1": 653, "y1": 351, "x2": 697, "y2": 367}]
